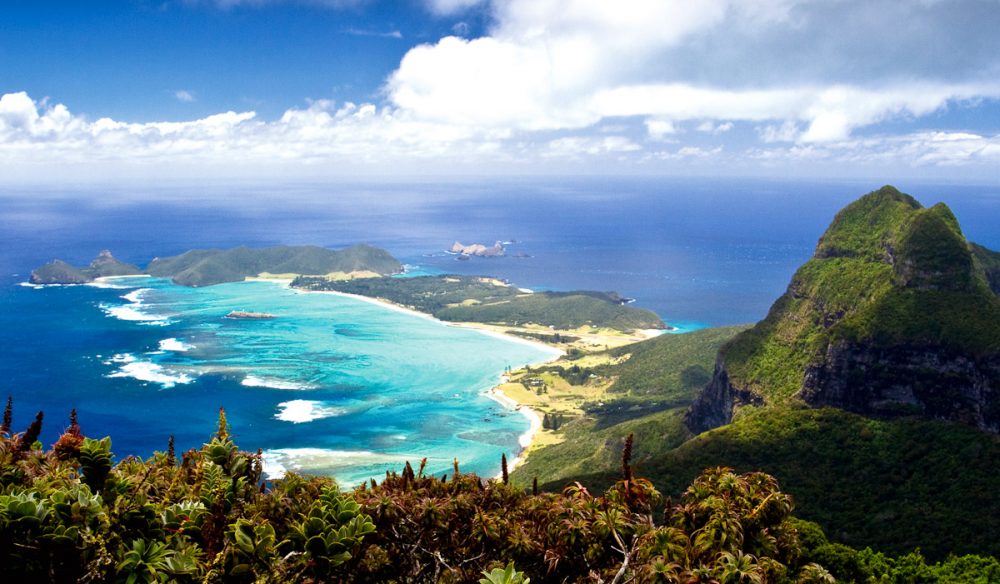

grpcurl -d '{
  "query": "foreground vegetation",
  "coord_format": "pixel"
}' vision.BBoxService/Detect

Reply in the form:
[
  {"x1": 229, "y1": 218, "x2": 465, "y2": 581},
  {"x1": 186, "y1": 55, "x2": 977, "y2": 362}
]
[
  {"x1": 3, "y1": 404, "x2": 996, "y2": 583},
  {"x1": 292, "y1": 274, "x2": 665, "y2": 333}
]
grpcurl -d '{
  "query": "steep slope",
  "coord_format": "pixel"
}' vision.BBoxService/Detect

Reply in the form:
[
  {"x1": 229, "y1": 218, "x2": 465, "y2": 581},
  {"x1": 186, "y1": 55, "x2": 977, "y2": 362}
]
[
  {"x1": 30, "y1": 251, "x2": 141, "y2": 284},
  {"x1": 513, "y1": 326, "x2": 745, "y2": 487},
  {"x1": 86, "y1": 249, "x2": 143, "y2": 277},
  {"x1": 688, "y1": 186, "x2": 1000, "y2": 433}
]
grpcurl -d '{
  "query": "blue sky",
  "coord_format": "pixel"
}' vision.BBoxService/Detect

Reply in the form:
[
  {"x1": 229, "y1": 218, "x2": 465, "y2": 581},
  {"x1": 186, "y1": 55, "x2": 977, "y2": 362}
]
[{"x1": 2, "y1": 0, "x2": 1000, "y2": 182}]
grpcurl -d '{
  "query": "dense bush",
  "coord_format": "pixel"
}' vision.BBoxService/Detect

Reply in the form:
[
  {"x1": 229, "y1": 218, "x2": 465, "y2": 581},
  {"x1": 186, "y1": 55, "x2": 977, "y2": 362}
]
[{"x1": 2, "y1": 405, "x2": 996, "y2": 582}]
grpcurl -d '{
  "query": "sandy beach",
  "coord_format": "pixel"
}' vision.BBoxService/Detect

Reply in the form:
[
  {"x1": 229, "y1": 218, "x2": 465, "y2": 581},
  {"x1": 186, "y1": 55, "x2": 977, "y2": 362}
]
[{"x1": 484, "y1": 383, "x2": 546, "y2": 476}]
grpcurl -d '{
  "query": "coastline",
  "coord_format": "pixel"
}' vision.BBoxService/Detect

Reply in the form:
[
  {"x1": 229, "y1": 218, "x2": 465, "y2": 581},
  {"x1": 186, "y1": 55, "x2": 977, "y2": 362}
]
[
  {"x1": 484, "y1": 382, "x2": 544, "y2": 476},
  {"x1": 293, "y1": 284, "x2": 565, "y2": 357},
  {"x1": 267, "y1": 278, "x2": 565, "y2": 473}
]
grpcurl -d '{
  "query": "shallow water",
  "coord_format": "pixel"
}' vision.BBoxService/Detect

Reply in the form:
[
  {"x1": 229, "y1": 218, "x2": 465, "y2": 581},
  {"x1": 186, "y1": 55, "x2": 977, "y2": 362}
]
[{"x1": 2, "y1": 276, "x2": 558, "y2": 485}]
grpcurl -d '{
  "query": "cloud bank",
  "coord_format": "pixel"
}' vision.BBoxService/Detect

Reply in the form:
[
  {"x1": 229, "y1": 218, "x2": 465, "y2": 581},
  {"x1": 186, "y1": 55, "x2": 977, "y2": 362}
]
[{"x1": 3, "y1": 0, "x2": 1000, "y2": 181}]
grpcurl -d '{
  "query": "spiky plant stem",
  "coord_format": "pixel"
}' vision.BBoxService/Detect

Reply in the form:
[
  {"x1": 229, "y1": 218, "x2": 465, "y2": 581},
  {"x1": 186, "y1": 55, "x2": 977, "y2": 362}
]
[
  {"x1": 1, "y1": 396, "x2": 12, "y2": 435},
  {"x1": 622, "y1": 433, "x2": 634, "y2": 483},
  {"x1": 17, "y1": 411, "x2": 44, "y2": 453}
]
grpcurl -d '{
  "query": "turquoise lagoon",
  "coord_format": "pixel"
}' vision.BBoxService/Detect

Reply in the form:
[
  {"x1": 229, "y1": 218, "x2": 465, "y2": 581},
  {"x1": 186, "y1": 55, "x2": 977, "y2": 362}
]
[{"x1": 27, "y1": 276, "x2": 560, "y2": 486}]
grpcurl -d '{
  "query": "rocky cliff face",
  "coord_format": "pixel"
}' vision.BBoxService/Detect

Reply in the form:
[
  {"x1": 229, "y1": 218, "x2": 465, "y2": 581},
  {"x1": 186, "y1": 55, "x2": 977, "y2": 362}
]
[
  {"x1": 88, "y1": 250, "x2": 143, "y2": 277},
  {"x1": 800, "y1": 342, "x2": 1000, "y2": 432},
  {"x1": 687, "y1": 186, "x2": 1000, "y2": 435}
]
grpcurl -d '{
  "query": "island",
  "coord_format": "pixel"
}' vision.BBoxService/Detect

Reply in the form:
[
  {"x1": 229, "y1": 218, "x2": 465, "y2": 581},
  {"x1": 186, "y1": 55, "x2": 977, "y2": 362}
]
[
  {"x1": 30, "y1": 244, "x2": 403, "y2": 287},
  {"x1": 450, "y1": 240, "x2": 505, "y2": 257}
]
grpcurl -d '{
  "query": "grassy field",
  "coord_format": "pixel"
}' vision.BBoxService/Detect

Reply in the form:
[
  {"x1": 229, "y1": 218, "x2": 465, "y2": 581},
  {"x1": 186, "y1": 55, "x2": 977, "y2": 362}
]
[{"x1": 510, "y1": 326, "x2": 746, "y2": 486}]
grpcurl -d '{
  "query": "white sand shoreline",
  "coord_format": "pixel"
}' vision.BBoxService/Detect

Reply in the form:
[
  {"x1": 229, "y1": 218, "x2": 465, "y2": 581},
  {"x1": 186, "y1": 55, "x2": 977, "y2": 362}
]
[{"x1": 483, "y1": 383, "x2": 546, "y2": 477}]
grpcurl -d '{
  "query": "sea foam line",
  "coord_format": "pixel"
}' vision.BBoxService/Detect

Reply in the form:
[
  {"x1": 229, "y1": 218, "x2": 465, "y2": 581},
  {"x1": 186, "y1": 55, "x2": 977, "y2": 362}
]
[
  {"x1": 261, "y1": 448, "x2": 411, "y2": 480},
  {"x1": 99, "y1": 288, "x2": 172, "y2": 326},
  {"x1": 159, "y1": 338, "x2": 193, "y2": 352},
  {"x1": 242, "y1": 376, "x2": 314, "y2": 391},
  {"x1": 104, "y1": 353, "x2": 194, "y2": 389},
  {"x1": 274, "y1": 400, "x2": 345, "y2": 423}
]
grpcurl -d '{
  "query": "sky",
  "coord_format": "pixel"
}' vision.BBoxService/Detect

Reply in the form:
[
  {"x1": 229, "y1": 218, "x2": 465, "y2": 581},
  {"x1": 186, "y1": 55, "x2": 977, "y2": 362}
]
[{"x1": 2, "y1": 0, "x2": 1000, "y2": 183}]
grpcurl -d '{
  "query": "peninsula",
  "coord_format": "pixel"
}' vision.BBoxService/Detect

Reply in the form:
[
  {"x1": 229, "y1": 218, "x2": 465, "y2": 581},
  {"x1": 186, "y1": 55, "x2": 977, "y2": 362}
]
[{"x1": 292, "y1": 274, "x2": 667, "y2": 350}]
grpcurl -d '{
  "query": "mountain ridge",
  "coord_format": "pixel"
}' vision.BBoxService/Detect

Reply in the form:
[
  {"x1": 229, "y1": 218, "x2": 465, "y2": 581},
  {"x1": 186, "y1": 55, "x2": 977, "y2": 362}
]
[{"x1": 688, "y1": 185, "x2": 1000, "y2": 434}]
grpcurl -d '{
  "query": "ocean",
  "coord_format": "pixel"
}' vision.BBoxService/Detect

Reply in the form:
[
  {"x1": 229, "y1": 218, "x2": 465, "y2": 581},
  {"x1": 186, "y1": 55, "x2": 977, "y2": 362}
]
[{"x1": 2, "y1": 177, "x2": 998, "y2": 484}]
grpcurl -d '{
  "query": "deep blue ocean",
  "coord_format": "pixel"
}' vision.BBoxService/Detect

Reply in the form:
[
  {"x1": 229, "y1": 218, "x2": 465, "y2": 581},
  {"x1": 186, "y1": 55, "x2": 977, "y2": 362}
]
[{"x1": 2, "y1": 177, "x2": 998, "y2": 484}]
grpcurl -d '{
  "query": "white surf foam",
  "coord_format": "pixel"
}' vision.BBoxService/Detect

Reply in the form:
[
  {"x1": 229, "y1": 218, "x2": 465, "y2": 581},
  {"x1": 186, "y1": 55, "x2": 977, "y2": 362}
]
[
  {"x1": 105, "y1": 353, "x2": 194, "y2": 388},
  {"x1": 122, "y1": 288, "x2": 149, "y2": 303},
  {"x1": 100, "y1": 303, "x2": 171, "y2": 326},
  {"x1": 274, "y1": 400, "x2": 346, "y2": 423},
  {"x1": 241, "y1": 376, "x2": 313, "y2": 390},
  {"x1": 20, "y1": 282, "x2": 80, "y2": 288},
  {"x1": 86, "y1": 280, "x2": 135, "y2": 290},
  {"x1": 99, "y1": 288, "x2": 172, "y2": 326},
  {"x1": 158, "y1": 338, "x2": 193, "y2": 352},
  {"x1": 261, "y1": 448, "x2": 410, "y2": 480}
]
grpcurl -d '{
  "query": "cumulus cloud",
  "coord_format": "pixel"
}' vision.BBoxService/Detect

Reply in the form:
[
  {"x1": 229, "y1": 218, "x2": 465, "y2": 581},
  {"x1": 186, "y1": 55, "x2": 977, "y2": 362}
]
[
  {"x1": 174, "y1": 90, "x2": 196, "y2": 103},
  {"x1": 388, "y1": 0, "x2": 1000, "y2": 141}
]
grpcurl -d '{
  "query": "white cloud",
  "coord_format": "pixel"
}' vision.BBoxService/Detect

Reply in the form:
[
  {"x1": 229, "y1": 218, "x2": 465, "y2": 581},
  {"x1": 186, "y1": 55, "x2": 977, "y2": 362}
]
[
  {"x1": 645, "y1": 119, "x2": 677, "y2": 140},
  {"x1": 387, "y1": 0, "x2": 1000, "y2": 144},
  {"x1": 343, "y1": 28, "x2": 403, "y2": 39},
  {"x1": 544, "y1": 136, "x2": 641, "y2": 158},
  {"x1": 175, "y1": 90, "x2": 196, "y2": 103},
  {"x1": 5, "y1": 0, "x2": 1000, "y2": 180},
  {"x1": 758, "y1": 121, "x2": 800, "y2": 143},
  {"x1": 697, "y1": 121, "x2": 732, "y2": 134},
  {"x1": 425, "y1": 0, "x2": 486, "y2": 15}
]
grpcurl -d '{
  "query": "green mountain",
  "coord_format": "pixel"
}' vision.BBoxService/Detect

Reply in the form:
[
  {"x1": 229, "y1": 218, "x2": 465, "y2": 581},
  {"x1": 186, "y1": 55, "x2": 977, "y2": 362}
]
[
  {"x1": 688, "y1": 186, "x2": 1000, "y2": 434},
  {"x1": 30, "y1": 250, "x2": 142, "y2": 284},
  {"x1": 31, "y1": 244, "x2": 403, "y2": 287},
  {"x1": 147, "y1": 244, "x2": 402, "y2": 286},
  {"x1": 512, "y1": 188, "x2": 1000, "y2": 559}
]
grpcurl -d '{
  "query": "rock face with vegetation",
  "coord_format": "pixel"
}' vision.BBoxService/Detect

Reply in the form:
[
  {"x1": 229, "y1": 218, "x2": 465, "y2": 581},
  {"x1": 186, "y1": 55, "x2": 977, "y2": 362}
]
[
  {"x1": 30, "y1": 244, "x2": 402, "y2": 287},
  {"x1": 30, "y1": 250, "x2": 142, "y2": 284},
  {"x1": 688, "y1": 186, "x2": 1000, "y2": 434}
]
